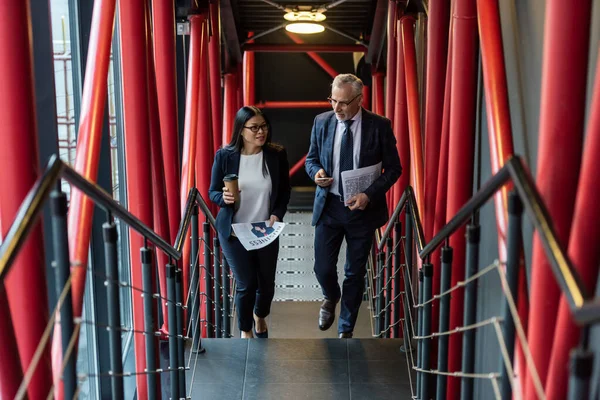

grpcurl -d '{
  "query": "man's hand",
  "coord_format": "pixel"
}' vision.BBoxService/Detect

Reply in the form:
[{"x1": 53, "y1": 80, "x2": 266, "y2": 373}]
[
  {"x1": 314, "y1": 169, "x2": 333, "y2": 187},
  {"x1": 268, "y1": 215, "x2": 280, "y2": 227},
  {"x1": 346, "y1": 193, "x2": 370, "y2": 211}
]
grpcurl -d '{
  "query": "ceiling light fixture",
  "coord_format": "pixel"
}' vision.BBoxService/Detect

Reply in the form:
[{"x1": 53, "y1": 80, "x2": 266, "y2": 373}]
[{"x1": 284, "y1": 10, "x2": 326, "y2": 34}]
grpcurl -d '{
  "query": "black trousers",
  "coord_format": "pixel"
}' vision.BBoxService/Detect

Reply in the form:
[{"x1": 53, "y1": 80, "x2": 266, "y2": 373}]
[
  {"x1": 219, "y1": 233, "x2": 279, "y2": 333},
  {"x1": 314, "y1": 194, "x2": 375, "y2": 333}
]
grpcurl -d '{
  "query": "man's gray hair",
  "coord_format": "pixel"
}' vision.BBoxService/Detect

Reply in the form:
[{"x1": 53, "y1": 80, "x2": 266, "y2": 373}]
[{"x1": 332, "y1": 74, "x2": 364, "y2": 96}]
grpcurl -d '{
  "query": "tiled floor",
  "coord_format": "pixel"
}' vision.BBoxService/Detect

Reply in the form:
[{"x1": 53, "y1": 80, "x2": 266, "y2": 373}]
[{"x1": 184, "y1": 339, "x2": 415, "y2": 400}]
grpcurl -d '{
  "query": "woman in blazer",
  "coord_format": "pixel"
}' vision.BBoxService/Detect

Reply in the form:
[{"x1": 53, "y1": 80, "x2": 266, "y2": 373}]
[{"x1": 209, "y1": 106, "x2": 291, "y2": 338}]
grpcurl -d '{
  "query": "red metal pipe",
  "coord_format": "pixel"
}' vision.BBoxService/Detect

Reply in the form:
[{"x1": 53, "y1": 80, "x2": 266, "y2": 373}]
[
  {"x1": 222, "y1": 71, "x2": 237, "y2": 145},
  {"x1": 0, "y1": 6, "x2": 50, "y2": 399},
  {"x1": 546, "y1": 52, "x2": 600, "y2": 400},
  {"x1": 289, "y1": 154, "x2": 308, "y2": 178},
  {"x1": 525, "y1": 0, "x2": 592, "y2": 397},
  {"x1": 446, "y1": 0, "x2": 479, "y2": 397},
  {"x1": 392, "y1": 19, "x2": 411, "y2": 214},
  {"x1": 423, "y1": 0, "x2": 450, "y2": 242},
  {"x1": 385, "y1": 0, "x2": 397, "y2": 120},
  {"x1": 208, "y1": 0, "x2": 223, "y2": 154},
  {"x1": 400, "y1": 17, "x2": 425, "y2": 217},
  {"x1": 0, "y1": 287, "x2": 22, "y2": 399},
  {"x1": 119, "y1": 0, "x2": 154, "y2": 396},
  {"x1": 256, "y1": 100, "x2": 331, "y2": 109},
  {"x1": 372, "y1": 72, "x2": 385, "y2": 116},
  {"x1": 147, "y1": 0, "x2": 171, "y2": 338},
  {"x1": 242, "y1": 43, "x2": 367, "y2": 53},
  {"x1": 180, "y1": 15, "x2": 204, "y2": 332},
  {"x1": 243, "y1": 32, "x2": 256, "y2": 106},
  {"x1": 286, "y1": 32, "x2": 338, "y2": 79},
  {"x1": 152, "y1": 0, "x2": 181, "y2": 246},
  {"x1": 237, "y1": 63, "x2": 244, "y2": 110}
]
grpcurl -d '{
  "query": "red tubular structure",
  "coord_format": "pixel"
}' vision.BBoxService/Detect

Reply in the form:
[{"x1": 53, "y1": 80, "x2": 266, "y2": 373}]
[
  {"x1": 385, "y1": 0, "x2": 397, "y2": 120},
  {"x1": 525, "y1": 1, "x2": 591, "y2": 398},
  {"x1": 289, "y1": 154, "x2": 308, "y2": 178},
  {"x1": 256, "y1": 100, "x2": 330, "y2": 109},
  {"x1": 392, "y1": 19, "x2": 410, "y2": 212},
  {"x1": 423, "y1": 0, "x2": 450, "y2": 241},
  {"x1": 242, "y1": 44, "x2": 366, "y2": 53},
  {"x1": 546, "y1": 53, "x2": 600, "y2": 400},
  {"x1": 372, "y1": 72, "x2": 385, "y2": 115},
  {"x1": 0, "y1": 289, "x2": 22, "y2": 399},
  {"x1": 153, "y1": 0, "x2": 181, "y2": 246},
  {"x1": 237, "y1": 63, "x2": 244, "y2": 110},
  {"x1": 286, "y1": 32, "x2": 338, "y2": 78},
  {"x1": 119, "y1": 0, "x2": 154, "y2": 396},
  {"x1": 400, "y1": 17, "x2": 425, "y2": 216},
  {"x1": 0, "y1": 3, "x2": 51, "y2": 398},
  {"x1": 180, "y1": 15, "x2": 204, "y2": 328},
  {"x1": 222, "y1": 71, "x2": 238, "y2": 144},
  {"x1": 147, "y1": 0, "x2": 171, "y2": 337},
  {"x1": 446, "y1": 1, "x2": 478, "y2": 398},
  {"x1": 243, "y1": 33, "x2": 256, "y2": 106},
  {"x1": 209, "y1": 0, "x2": 223, "y2": 153},
  {"x1": 477, "y1": 1, "x2": 529, "y2": 395}
]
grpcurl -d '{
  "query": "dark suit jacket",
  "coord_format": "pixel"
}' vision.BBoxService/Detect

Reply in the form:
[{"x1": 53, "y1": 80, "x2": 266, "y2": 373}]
[
  {"x1": 209, "y1": 145, "x2": 291, "y2": 238},
  {"x1": 305, "y1": 109, "x2": 402, "y2": 228}
]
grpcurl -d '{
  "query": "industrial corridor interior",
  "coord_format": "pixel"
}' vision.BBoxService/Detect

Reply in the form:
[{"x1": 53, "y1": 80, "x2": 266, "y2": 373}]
[{"x1": 1, "y1": 0, "x2": 600, "y2": 400}]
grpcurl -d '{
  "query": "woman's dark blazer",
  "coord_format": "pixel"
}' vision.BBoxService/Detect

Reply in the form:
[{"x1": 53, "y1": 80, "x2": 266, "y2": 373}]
[{"x1": 209, "y1": 144, "x2": 291, "y2": 238}]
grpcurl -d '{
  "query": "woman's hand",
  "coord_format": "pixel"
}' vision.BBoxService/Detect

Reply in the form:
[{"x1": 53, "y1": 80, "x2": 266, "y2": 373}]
[
  {"x1": 222, "y1": 187, "x2": 237, "y2": 205},
  {"x1": 268, "y1": 215, "x2": 280, "y2": 227}
]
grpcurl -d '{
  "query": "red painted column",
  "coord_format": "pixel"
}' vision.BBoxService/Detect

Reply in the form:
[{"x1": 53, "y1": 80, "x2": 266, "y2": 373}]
[
  {"x1": 385, "y1": 0, "x2": 397, "y2": 121},
  {"x1": 0, "y1": 288, "x2": 22, "y2": 399},
  {"x1": 423, "y1": 0, "x2": 450, "y2": 241},
  {"x1": 546, "y1": 53, "x2": 600, "y2": 400},
  {"x1": 446, "y1": 0, "x2": 478, "y2": 398},
  {"x1": 0, "y1": 2, "x2": 52, "y2": 398},
  {"x1": 119, "y1": 0, "x2": 154, "y2": 396},
  {"x1": 209, "y1": 0, "x2": 223, "y2": 154},
  {"x1": 147, "y1": 0, "x2": 171, "y2": 336},
  {"x1": 525, "y1": 0, "x2": 592, "y2": 397},
  {"x1": 372, "y1": 71, "x2": 385, "y2": 116},
  {"x1": 222, "y1": 71, "x2": 238, "y2": 145},
  {"x1": 243, "y1": 32, "x2": 256, "y2": 106},
  {"x1": 401, "y1": 17, "x2": 425, "y2": 216},
  {"x1": 392, "y1": 20, "x2": 411, "y2": 212},
  {"x1": 153, "y1": 0, "x2": 181, "y2": 246}
]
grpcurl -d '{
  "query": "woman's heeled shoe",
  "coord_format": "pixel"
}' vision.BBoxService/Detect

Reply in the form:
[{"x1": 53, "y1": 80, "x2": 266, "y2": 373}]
[{"x1": 253, "y1": 320, "x2": 268, "y2": 338}]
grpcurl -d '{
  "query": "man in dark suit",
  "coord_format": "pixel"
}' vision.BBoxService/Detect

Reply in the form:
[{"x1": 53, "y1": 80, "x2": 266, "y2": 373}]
[{"x1": 305, "y1": 74, "x2": 402, "y2": 338}]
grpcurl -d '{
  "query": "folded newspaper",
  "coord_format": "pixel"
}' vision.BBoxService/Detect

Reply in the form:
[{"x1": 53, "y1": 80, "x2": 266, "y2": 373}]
[
  {"x1": 231, "y1": 221, "x2": 286, "y2": 251},
  {"x1": 340, "y1": 162, "x2": 382, "y2": 204}
]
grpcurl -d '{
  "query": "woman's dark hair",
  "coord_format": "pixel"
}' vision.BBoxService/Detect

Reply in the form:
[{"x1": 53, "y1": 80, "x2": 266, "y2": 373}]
[{"x1": 226, "y1": 106, "x2": 281, "y2": 176}]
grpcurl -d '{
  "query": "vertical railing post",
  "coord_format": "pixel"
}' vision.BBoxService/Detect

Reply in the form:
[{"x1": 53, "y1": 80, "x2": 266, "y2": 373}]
[
  {"x1": 499, "y1": 192, "x2": 522, "y2": 400},
  {"x1": 393, "y1": 221, "x2": 402, "y2": 339},
  {"x1": 190, "y1": 205, "x2": 201, "y2": 351},
  {"x1": 385, "y1": 236, "x2": 393, "y2": 338},
  {"x1": 222, "y1": 258, "x2": 231, "y2": 337},
  {"x1": 567, "y1": 339, "x2": 594, "y2": 400},
  {"x1": 417, "y1": 269, "x2": 424, "y2": 398},
  {"x1": 404, "y1": 203, "x2": 415, "y2": 345},
  {"x1": 203, "y1": 221, "x2": 213, "y2": 338},
  {"x1": 50, "y1": 186, "x2": 77, "y2": 400},
  {"x1": 175, "y1": 267, "x2": 186, "y2": 396},
  {"x1": 214, "y1": 237, "x2": 222, "y2": 338},
  {"x1": 437, "y1": 245, "x2": 453, "y2": 400},
  {"x1": 141, "y1": 247, "x2": 157, "y2": 399},
  {"x1": 461, "y1": 223, "x2": 480, "y2": 400},
  {"x1": 421, "y1": 263, "x2": 434, "y2": 400},
  {"x1": 376, "y1": 252, "x2": 385, "y2": 337},
  {"x1": 166, "y1": 263, "x2": 179, "y2": 399}
]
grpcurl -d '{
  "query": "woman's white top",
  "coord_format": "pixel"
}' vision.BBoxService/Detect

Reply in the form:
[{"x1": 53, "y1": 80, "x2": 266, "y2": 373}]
[{"x1": 233, "y1": 151, "x2": 272, "y2": 224}]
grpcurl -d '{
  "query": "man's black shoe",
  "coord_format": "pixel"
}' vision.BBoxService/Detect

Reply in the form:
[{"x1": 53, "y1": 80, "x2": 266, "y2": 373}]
[
  {"x1": 339, "y1": 332, "x2": 353, "y2": 339},
  {"x1": 318, "y1": 299, "x2": 337, "y2": 331}
]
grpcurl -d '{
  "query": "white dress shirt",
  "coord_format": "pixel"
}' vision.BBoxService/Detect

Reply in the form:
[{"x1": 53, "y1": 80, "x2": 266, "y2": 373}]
[{"x1": 330, "y1": 108, "x2": 362, "y2": 196}]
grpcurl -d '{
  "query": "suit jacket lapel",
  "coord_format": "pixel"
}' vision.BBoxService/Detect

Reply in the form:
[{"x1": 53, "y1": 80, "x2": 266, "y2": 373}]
[
  {"x1": 360, "y1": 108, "x2": 373, "y2": 168},
  {"x1": 325, "y1": 113, "x2": 337, "y2": 175}
]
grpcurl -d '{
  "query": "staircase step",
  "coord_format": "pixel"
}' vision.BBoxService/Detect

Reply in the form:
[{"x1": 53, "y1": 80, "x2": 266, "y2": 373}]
[{"x1": 183, "y1": 338, "x2": 415, "y2": 400}]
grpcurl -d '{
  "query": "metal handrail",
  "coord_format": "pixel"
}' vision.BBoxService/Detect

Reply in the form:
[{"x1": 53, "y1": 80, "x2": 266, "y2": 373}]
[
  {"x1": 0, "y1": 154, "x2": 217, "y2": 283},
  {"x1": 376, "y1": 155, "x2": 599, "y2": 325}
]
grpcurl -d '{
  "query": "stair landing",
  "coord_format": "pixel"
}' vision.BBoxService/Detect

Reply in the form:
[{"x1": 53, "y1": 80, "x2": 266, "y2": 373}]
[{"x1": 185, "y1": 338, "x2": 414, "y2": 400}]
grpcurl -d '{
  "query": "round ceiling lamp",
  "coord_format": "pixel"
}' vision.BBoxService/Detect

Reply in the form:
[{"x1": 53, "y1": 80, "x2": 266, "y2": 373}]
[{"x1": 284, "y1": 10, "x2": 326, "y2": 34}]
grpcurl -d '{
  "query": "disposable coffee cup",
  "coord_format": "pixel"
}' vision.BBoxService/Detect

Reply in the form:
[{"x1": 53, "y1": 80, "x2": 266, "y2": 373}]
[{"x1": 223, "y1": 174, "x2": 240, "y2": 205}]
